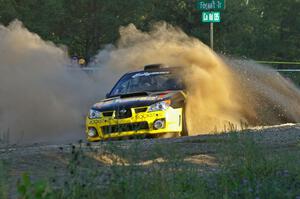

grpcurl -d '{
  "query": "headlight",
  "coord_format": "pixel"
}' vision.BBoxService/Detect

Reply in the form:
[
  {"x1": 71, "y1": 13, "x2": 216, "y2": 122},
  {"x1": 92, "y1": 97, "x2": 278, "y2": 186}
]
[
  {"x1": 89, "y1": 109, "x2": 101, "y2": 119},
  {"x1": 148, "y1": 100, "x2": 171, "y2": 112}
]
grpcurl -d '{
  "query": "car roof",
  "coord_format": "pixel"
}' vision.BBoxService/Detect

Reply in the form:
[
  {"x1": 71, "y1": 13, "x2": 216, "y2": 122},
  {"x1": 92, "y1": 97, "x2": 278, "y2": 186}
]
[{"x1": 125, "y1": 66, "x2": 182, "y2": 76}]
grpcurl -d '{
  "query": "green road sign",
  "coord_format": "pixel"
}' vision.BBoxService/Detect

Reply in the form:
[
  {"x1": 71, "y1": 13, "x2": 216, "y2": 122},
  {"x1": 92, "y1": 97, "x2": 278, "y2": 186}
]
[
  {"x1": 196, "y1": 0, "x2": 225, "y2": 10},
  {"x1": 202, "y1": 12, "x2": 221, "y2": 23}
]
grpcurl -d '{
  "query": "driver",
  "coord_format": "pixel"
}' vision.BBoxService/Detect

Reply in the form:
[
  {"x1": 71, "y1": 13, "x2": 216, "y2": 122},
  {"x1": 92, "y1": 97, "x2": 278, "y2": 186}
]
[{"x1": 140, "y1": 76, "x2": 152, "y2": 88}]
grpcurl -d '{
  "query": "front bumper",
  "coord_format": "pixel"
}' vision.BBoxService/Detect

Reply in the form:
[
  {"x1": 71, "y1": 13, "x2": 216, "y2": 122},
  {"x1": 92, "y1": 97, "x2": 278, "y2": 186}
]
[{"x1": 86, "y1": 106, "x2": 183, "y2": 141}]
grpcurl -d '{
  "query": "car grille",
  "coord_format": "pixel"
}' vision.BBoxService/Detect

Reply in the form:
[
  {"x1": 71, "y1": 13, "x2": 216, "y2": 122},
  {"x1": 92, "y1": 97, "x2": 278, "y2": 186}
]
[
  {"x1": 115, "y1": 108, "x2": 132, "y2": 119},
  {"x1": 101, "y1": 122, "x2": 149, "y2": 135},
  {"x1": 100, "y1": 106, "x2": 147, "y2": 119}
]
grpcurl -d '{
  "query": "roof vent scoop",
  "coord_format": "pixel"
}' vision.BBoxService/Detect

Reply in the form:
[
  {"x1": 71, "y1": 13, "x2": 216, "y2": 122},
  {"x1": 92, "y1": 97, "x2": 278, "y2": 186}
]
[{"x1": 144, "y1": 64, "x2": 164, "y2": 71}]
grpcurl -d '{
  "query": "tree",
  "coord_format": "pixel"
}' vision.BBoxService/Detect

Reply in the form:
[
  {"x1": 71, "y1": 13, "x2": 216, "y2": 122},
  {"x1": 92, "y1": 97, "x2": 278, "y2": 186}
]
[{"x1": 0, "y1": 0, "x2": 299, "y2": 62}]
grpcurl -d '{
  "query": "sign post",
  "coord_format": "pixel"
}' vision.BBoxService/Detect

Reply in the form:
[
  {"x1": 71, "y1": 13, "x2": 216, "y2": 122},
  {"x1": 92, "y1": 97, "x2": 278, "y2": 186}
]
[
  {"x1": 210, "y1": 23, "x2": 213, "y2": 49},
  {"x1": 201, "y1": 11, "x2": 221, "y2": 49},
  {"x1": 195, "y1": 0, "x2": 225, "y2": 50}
]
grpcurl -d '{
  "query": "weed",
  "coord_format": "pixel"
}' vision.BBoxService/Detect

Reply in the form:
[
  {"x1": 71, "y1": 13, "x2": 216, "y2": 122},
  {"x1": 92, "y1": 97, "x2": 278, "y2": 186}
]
[
  {"x1": 0, "y1": 160, "x2": 8, "y2": 199},
  {"x1": 15, "y1": 132, "x2": 300, "y2": 199},
  {"x1": 17, "y1": 173, "x2": 51, "y2": 199}
]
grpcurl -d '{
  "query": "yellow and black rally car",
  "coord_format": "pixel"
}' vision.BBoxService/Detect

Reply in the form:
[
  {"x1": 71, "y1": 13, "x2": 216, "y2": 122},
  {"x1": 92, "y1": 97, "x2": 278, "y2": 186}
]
[{"x1": 86, "y1": 64, "x2": 188, "y2": 141}]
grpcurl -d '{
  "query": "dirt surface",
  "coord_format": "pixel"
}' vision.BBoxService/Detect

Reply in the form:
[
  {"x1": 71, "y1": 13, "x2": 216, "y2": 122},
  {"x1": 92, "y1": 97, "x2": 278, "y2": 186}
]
[{"x1": 1, "y1": 124, "x2": 300, "y2": 197}]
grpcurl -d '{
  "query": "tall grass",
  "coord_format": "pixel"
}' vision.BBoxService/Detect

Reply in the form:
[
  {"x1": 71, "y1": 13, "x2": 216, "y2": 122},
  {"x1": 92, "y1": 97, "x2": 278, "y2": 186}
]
[
  {"x1": 0, "y1": 161, "x2": 8, "y2": 199},
  {"x1": 16, "y1": 132, "x2": 300, "y2": 199},
  {"x1": 0, "y1": 130, "x2": 9, "y2": 198}
]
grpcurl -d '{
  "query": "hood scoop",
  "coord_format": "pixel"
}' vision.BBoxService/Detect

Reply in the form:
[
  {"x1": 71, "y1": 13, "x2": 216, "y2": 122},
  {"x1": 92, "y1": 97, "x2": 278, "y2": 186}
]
[{"x1": 119, "y1": 92, "x2": 149, "y2": 98}]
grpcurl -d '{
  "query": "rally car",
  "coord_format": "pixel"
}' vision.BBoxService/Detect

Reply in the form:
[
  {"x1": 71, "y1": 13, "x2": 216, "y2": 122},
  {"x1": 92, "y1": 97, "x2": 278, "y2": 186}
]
[{"x1": 86, "y1": 64, "x2": 188, "y2": 141}]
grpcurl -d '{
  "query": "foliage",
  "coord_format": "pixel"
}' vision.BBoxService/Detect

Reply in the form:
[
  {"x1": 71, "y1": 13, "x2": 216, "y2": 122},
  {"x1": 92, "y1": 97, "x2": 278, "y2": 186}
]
[
  {"x1": 0, "y1": 0, "x2": 299, "y2": 62},
  {"x1": 17, "y1": 173, "x2": 51, "y2": 199},
  {"x1": 15, "y1": 133, "x2": 300, "y2": 199},
  {"x1": 0, "y1": 161, "x2": 8, "y2": 199}
]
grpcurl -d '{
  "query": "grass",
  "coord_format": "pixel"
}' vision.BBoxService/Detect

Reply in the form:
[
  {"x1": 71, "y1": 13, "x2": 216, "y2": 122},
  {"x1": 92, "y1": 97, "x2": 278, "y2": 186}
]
[
  {"x1": 216, "y1": 133, "x2": 300, "y2": 198},
  {"x1": 0, "y1": 160, "x2": 9, "y2": 199},
  {"x1": 2, "y1": 131, "x2": 299, "y2": 199},
  {"x1": 0, "y1": 129, "x2": 10, "y2": 198}
]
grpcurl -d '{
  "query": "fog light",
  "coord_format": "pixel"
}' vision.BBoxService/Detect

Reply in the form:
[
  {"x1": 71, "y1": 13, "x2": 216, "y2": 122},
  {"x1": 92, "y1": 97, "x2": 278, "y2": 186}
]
[
  {"x1": 88, "y1": 128, "x2": 97, "y2": 137},
  {"x1": 153, "y1": 119, "x2": 165, "y2": 130}
]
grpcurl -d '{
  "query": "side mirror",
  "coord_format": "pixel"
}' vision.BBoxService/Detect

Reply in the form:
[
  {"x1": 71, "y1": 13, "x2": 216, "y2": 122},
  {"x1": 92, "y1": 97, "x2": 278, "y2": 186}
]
[{"x1": 105, "y1": 93, "x2": 110, "y2": 98}]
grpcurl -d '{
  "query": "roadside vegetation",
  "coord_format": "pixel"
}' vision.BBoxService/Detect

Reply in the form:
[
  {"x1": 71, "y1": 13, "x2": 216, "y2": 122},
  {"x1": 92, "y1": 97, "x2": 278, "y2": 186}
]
[
  {"x1": 2, "y1": 131, "x2": 298, "y2": 199},
  {"x1": 0, "y1": 160, "x2": 8, "y2": 199},
  {"x1": 0, "y1": 0, "x2": 299, "y2": 63}
]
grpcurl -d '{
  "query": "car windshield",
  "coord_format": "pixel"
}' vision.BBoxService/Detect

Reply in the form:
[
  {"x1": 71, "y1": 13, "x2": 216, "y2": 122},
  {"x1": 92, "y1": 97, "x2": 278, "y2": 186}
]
[{"x1": 109, "y1": 71, "x2": 185, "y2": 97}]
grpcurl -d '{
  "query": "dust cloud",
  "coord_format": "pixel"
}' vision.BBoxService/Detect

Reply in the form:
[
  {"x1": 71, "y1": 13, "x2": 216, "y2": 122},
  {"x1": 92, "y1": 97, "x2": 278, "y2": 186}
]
[
  {"x1": 94, "y1": 22, "x2": 300, "y2": 134},
  {"x1": 1, "y1": 20, "x2": 299, "y2": 144},
  {"x1": 0, "y1": 20, "x2": 102, "y2": 144}
]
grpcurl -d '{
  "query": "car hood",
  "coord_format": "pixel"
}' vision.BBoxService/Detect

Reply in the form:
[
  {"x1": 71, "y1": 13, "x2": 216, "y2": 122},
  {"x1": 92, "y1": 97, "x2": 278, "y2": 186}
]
[{"x1": 91, "y1": 91, "x2": 181, "y2": 112}]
